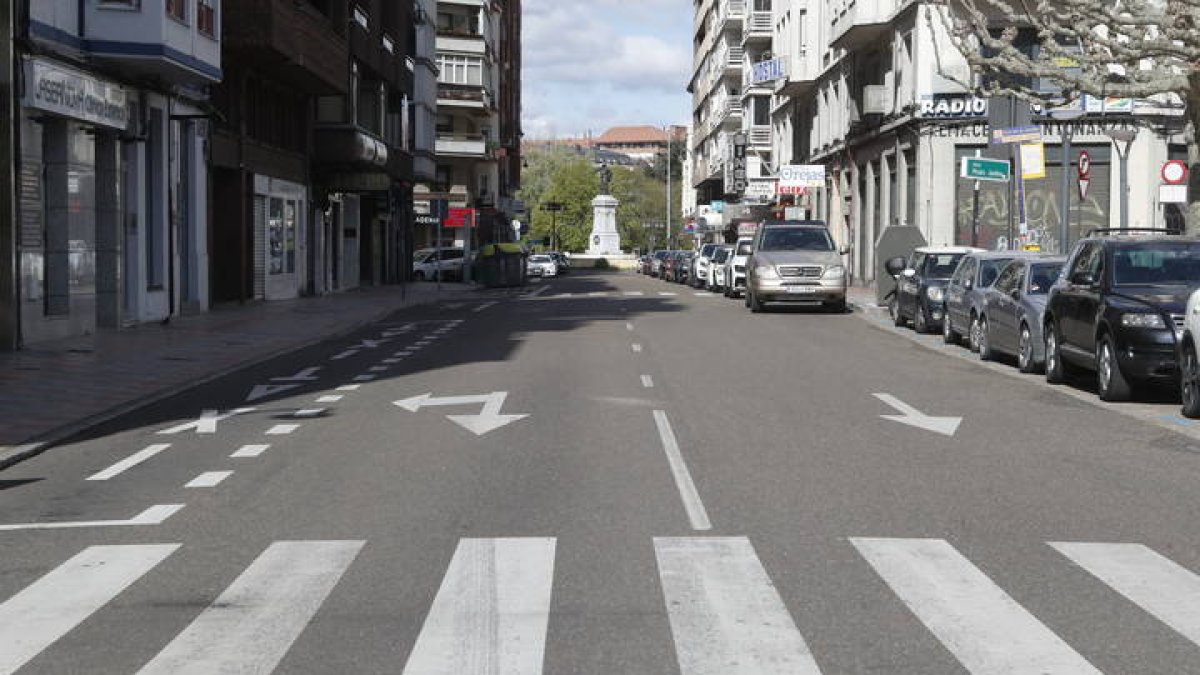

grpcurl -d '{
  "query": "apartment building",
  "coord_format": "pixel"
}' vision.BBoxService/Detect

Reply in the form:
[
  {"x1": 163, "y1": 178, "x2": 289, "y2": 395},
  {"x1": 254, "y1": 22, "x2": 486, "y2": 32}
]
[
  {"x1": 413, "y1": 0, "x2": 523, "y2": 250},
  {"x1": 11, "y1": 0, "x2": 220, "y2": 346}
]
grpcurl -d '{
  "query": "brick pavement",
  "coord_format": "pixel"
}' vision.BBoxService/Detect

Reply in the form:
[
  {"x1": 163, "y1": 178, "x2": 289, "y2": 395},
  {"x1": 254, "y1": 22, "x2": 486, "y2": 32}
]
[{"x1": 0, "y1": 282, "x2": 494, "y2": 466}]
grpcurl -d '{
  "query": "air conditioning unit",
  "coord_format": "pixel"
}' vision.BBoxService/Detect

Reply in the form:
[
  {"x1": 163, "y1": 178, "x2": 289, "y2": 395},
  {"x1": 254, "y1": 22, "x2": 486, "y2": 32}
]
[{"x1": 863, "y1": 85, "x2": 893, "y2": 115}]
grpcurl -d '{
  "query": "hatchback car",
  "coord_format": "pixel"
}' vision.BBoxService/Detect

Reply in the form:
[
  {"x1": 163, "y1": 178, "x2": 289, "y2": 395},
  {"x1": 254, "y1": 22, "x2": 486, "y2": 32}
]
[
  {"x1": 943, "y1": 251, "x2": 1023, "y2": 350},
  {"x1": 708, "y1": 245, "x2": 732, "y2": 291},
  {"x1": 886, "y1": 246, "x2": 982, "y2": 332},
  {"x1": 975, "y1": 256, "x2": 1066, "y2": 372}
]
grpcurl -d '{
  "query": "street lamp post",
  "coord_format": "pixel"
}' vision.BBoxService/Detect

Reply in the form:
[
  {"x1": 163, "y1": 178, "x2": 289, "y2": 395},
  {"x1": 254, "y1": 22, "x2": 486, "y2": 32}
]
[
  {"x1": 541, "y1": 201, "x2": 563, "y2": 251},
  {"x1": 1104, "y1": 128, "x2": 1138, "y2": 231},
  {"x1": 665, "y1": 125, "x2": 673, "y2": 250},
  {"x1": 1049, "y1": 106, "x2": 1086, "y2": 253}
]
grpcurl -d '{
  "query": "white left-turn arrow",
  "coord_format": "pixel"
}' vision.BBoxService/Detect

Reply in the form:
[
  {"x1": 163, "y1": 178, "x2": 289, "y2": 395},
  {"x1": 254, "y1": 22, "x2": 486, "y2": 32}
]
[
  {"x1": 394, "y1": 391, "x2": 529, "y2": 436},
  {"x1": 873, "y1": 393, "x2": 962, "y2": 437}
]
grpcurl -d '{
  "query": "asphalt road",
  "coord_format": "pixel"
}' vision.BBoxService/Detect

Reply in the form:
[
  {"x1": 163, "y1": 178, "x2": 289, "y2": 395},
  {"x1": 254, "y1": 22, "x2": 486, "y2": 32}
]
[{"x1": 3, "y1": 270, "x2": 1200, "y2": 674}]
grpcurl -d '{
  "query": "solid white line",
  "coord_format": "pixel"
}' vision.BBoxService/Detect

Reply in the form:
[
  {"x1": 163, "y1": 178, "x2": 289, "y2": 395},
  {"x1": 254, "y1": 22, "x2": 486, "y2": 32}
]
[
  {"x1": 402, "y1": 538, "x2": 556, "y2": 675},
  {"x1": 1051, "y1": 542, "x2": 1200, "y2": 647},
  {"x1": 693, "y1": 292, "x2": 708, "y2": 296},
  {"x1": 0, "y1": 504, "x2": 185, "y2": 532},
  {"x1": 87, "y1": 444, "x2": 171, "y2": 481},
  {"x1": 293, "y1": 408, "x2": 326, "y2": 418},
  {"x1": 473, "y1": 301, "x2": 498, "y2": 313},
  {"x1": 632, "y1": 344, "x2": 643, "y2": 353},
  {"x1": 336, "y1": 384, "x2": 361, "y2": 392},
  {"x1": 651, "y1": 410, "x2": 712, "y2": 531},
  {"x1": 0, "y1": 544, "x2": 179, "y2": 674},
  {"x1": 266, "y1": 424, "x2": 300, "y2": 435},
  {"x1": 316, "y1": 395, "x2": 343, "y2": 403},
  {"x1": 185, "y1": 471, "x2": 232, "y2": 488},
  {"x1": 655, "y1": 537, "x2": 822, "y2": 675},
  {"x1": 329, "y1": 350, "x2": 357, "y2": 361},
  {"x1": 137, "y1": 541, "x2": 364, "y2": 675},
  {"x1": 231, "y1": 444, "x2": 270, "y2": 458},
  {"x1": 852, "y1": 538, "x2": 1100, "y2": 674},
  {"x1": 641, "y1": 375, "x2": 654, "y2": 388}
]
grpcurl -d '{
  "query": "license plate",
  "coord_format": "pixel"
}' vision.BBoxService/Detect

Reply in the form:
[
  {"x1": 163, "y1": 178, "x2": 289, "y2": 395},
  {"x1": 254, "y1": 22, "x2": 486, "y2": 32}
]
[{"x1": 786, "y1": 286, "x2": 817, "y2": 294}]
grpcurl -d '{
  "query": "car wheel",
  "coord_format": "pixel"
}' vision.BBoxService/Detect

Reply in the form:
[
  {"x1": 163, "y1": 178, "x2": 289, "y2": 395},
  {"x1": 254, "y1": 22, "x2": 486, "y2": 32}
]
[
  {"x1": 1045, "y1": 323, "x2": 1068, "y2": 384},
  {"x1": 969, "y1": 313, "x2": 982, "y2": 352},
  {"x1": 977, "y1": 317, "x2": 993, "y2": 361},
  {"x1": 1097, "y1": 335, "x2": 1132, "y2": 401},
  {"x1": 1017, "y1": 324, "x2": 1038, "y2": 373},
  {"x1": 942, "y1": 314, "x2": 959, "y2": 345},
  {"x1": 749, "y1": 288, "x2": 766, "y2": 313},
  {"x1": 890, "y1": 297, "x2": 905, "y2": 327},
  {"x1": 914, "y1": 305, "x2": 929, "y2": 333},
  {"x1": 1181, "y1": 343, "x2": 1200, "y2": 418}
]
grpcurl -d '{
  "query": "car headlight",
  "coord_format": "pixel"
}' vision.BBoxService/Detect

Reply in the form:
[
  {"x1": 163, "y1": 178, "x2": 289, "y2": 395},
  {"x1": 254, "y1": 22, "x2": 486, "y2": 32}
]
[
  {"x1": 822, "y1": 265, "x2": 845, "y2": 280},
  {"x1": 1121, "y1": 313, "x2": 1166, "y2": 329},
  {"x1": 926, "y1": 286, "x2": 945, "y2": 303},
  {"x1": 756, "y1": 265, "x2": 779, "y2": 280}
]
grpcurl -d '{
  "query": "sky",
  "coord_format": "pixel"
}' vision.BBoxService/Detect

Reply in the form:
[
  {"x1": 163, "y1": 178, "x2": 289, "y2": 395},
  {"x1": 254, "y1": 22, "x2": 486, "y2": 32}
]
[{"x1": 522, "y1": 0, "x2": 693, "y2": 140}]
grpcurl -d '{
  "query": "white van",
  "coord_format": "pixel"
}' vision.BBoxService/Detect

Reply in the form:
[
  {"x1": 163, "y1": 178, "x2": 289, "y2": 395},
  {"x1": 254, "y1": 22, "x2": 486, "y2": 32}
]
[{"x1": 413, "y1": 248, "x2": 465, "y2": 281}]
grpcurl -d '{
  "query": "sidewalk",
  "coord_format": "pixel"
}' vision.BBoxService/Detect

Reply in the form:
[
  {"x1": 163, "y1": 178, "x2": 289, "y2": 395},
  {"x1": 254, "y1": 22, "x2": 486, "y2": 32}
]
[{"x1": 0, "y1": 282, "x2": 486, "y2": 466}]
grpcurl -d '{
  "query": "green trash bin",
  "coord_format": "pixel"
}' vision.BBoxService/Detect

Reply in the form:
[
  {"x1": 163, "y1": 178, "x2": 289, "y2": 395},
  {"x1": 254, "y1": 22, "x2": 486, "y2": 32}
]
[{"x1": 475, "y1": 244, "x2": 528, "y2": 288}]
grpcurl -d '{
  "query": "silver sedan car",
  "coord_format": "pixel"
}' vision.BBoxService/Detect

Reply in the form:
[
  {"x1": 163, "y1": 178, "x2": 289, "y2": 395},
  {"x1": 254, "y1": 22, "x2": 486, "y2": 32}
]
[{"x1": 976, "y1": 256, "x2": 1066, "y2": 372}]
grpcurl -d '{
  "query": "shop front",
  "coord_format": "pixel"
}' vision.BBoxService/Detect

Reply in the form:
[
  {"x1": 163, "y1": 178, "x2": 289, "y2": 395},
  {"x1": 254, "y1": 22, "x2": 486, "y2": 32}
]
[{"x1": 255, "y1": 176, "x2": 308, "y2": 301}]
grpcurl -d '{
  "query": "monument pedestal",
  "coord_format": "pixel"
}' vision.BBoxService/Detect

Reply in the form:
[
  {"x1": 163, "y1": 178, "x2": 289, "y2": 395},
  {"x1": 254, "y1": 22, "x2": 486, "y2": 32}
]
[{"x1": 586, "y1": 194, "x2": 622, "y2": 256}]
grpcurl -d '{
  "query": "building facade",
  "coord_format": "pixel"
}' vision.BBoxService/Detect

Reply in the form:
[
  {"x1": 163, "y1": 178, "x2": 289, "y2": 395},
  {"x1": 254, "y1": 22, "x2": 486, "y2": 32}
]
[
  {"x1": 12, "y1": 0, "x2": 220, "y2": 346},
  {"x1": 686, "y1": 0, "x2": 1187, "y2": 284},
  {"x1": 413, "y1": 0, "x2": 523, "y2": 252}
]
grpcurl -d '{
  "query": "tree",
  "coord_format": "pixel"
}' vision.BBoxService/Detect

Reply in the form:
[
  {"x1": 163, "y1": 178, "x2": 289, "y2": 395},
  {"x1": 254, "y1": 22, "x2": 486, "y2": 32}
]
[
  {"x1": 517, "y1": 148, "x2": 599, "y2": 252},
  {"x1": 611, "y1": 169, "x2": 672, "y2": 252},
  {"x1": 933, "y1": 0, "x2": 1200, "y2": 226}
]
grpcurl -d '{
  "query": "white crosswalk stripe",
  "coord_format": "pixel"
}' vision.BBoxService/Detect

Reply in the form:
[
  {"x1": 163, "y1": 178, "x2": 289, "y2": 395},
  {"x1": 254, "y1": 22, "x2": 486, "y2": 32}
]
[
  {"x1": 655, "y1": 536, "x2": 823, "y2": 674},
  {"x1": 137, "y1": 540, "x2": 363, "y2": 675},
  {"x1": 1051, "y1": 541, "x2": 1200, "y2": 647},
  {"x1": 403, "y1": 537, "x2": 556, "y2": 675},
  {"x1": 852, "y1": 537, "x2": 1101, "y2": 674},
  {"x1": 0, "y1": 544, "x2": 179, "y2": 674},
  {"x1": 10, "y1": 537, "x2": 1200, "y2": 672}
]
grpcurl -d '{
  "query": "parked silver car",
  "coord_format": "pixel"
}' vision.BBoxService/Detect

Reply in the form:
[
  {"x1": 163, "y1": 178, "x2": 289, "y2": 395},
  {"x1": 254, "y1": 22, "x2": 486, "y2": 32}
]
[
  {"x1": 745, "y1": 221, "x2": 848, "y2": 312},
  {"x1": 976, "y1": 256, "x2": 1067, "y2": 372},
  {"x1": 942, "y1": 251, "x2": 1024, "y2": 350}
]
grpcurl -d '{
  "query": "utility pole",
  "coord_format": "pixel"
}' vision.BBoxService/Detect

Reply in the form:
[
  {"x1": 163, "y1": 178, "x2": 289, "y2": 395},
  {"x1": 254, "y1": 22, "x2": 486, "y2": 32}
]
[
  {"x1": 0, "y1": 0, "x2": 17, "y2": 350},
  {"x1": 665, "y1": 125, "x2": 672, "y2": 250}
]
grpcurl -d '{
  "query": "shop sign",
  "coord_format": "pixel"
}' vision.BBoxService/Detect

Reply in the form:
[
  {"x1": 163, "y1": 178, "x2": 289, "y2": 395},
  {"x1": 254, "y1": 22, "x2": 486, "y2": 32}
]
[
  {"x1": 917, "y1": 94, "x2": 988, "y2": 119},
  {"x1": 443, "y1": 207, "x2": 475, "y2": 228},
  {"x1": 415, "y1": 214, "x2": 440, "y2": 226},
  {"x1": 777, "y1": 164, "x2": 824, "y2": 194},
  {"x1": 24, "y1": 57, "x2": 128, "y2": 130},
  {"x1": 744, "y1": 180, "x2": 777, "y2": 201},
  {"x1": 1019, "y1": 142, "x2": 1046, "y2": 179}
]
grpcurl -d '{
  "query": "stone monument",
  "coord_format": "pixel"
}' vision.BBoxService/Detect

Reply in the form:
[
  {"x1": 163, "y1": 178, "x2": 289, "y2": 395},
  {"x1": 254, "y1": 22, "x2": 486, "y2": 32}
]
[{"x1": 587, "y1": 165, "x2": 622, "y2": 255}]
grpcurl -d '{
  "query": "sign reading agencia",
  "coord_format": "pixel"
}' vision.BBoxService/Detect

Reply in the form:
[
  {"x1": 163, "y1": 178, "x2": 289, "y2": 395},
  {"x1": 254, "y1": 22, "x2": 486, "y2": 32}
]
[
  {"x1": 917, "y1": 94, "x2": 988, "y2": 119},
  {"x1": 24, "y1": 57, "x2": 128, "y2": 130}
]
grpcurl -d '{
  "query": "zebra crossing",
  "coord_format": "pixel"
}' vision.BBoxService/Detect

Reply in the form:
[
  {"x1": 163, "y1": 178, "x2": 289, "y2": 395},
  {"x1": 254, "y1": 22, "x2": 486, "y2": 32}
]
[{"x1": 3, "y1": 535, "x2": 1200, "y2": 673}]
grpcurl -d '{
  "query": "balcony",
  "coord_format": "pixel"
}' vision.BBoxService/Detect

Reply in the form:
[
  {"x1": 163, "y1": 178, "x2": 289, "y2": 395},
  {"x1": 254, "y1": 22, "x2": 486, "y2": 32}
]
[
  {"x1": 436, "y1": 134, "x2": 489, "y2": 158},
  {"x1": 830, "y1": 0, "x2": 895, "y2": 50},
  {"x1": 748, "y1": 126, "x2": 771, "y2": 148},
  {"x1": 742, "y1": 11, "x2": 772, "y2": 45},
  {"x1": 437, "y1": 85, "x2": 494, "y2": 111},
  {"x1": 82, "y1": 0, "x2": 223, "y2": 84},
  {"x1": 718, "y1": 0, "x2": 746, "y2": 26},
  {"x1": 222, "y1": 0, "x2": 348, "y2": 95},
  {"x1": 776, "y1": 51, "x2": 817, "y2": 98},
  {"x1": 436, "y1": 33, "x2": 494, "y2": 59}
]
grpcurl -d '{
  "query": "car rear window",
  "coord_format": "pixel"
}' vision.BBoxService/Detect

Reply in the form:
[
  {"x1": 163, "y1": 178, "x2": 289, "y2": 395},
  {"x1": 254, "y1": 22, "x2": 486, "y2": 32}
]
[{"x1": 1113, "y1": 241, "x2": 1200, "y2": 285}]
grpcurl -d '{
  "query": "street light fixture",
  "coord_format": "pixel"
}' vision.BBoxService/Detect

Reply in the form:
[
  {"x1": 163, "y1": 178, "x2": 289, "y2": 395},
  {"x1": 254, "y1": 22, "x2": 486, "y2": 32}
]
[
  {"x1": 1048, "y1": 105, "x2": 1086, "y2": 253},
  {"x1": 1104, "y1": 127, "x2": 1138, "y2": 231}
]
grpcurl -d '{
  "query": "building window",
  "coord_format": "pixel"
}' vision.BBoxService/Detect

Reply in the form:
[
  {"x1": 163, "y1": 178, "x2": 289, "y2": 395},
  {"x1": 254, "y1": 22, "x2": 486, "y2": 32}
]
[
  {"x1": 382, "y1": 34, "x2": 395, "y2": 54},
  {"x1": 437, "y1": 55, "x2": 484, "y2": 86},
  {"x1": 353, "y1": 5, "x2": 369, "y2": 30},
  {"x1": 166, "y1": 0, "x2": 186, "y2": 22},
  {"x1": 198, "y1": 0, "x2": 217, "y2": 38},
  {"x1": 268, "y1": 198, "x2": 298, "y2": 276}
]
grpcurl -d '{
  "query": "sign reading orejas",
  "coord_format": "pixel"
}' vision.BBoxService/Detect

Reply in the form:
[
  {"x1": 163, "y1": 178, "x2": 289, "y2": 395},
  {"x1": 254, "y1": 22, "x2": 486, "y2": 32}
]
[{"x1": 24, "y1": 57, "x2": 128, "y2": 130}]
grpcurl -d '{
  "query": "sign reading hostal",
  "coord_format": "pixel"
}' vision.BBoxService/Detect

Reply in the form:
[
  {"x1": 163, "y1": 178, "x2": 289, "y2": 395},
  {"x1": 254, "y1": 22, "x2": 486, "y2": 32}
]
[{"x1": 24, "y1": 57, "x2": 128, "y2": 130}]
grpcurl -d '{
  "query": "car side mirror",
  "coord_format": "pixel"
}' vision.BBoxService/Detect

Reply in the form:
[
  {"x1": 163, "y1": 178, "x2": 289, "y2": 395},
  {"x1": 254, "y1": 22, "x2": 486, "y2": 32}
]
[
  {"x1": 1010, "y1": 287, "x2": 1021, "y2": 300},
  {"x1": 884, "y1": 256, "x2": 907, "y2": 277},
  {"x1": 1070, "y1": 271, "x2": 1095, "y2": 286},
  {"x1": 901, "y1": 269, "x2": 917, "y2": 279},
  {"x1": 839, "y1": 245, "x2": 851, "y2": 256}
]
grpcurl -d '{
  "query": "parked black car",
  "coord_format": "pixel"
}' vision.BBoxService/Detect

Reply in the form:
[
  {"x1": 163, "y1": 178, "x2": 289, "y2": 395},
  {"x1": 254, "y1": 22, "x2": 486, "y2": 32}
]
[
  {"x1": 1043, "y1": 230, "x2": 1200, "y2": 401},
  {"x1": 885, "y1": 246, "x2": 981, "y2": 333}
]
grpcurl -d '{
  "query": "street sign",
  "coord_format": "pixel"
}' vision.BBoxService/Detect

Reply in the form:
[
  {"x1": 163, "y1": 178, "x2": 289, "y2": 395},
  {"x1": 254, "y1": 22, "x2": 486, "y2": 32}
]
[
  {"x1": 990, "y1": 125, "x2": 1042, "y2": 145},
  {"x1": 1079, "y1": 178, "x2": 1091, "y2": 200},
  {"x1": 1162, "y1": 160, "x2": 1188, "y2": 185},
  {"x1": 959, "y1": 157, "x2": 1011, "y2": 182},
  {"x1": 1077, "y1": 150, "x2": 1091, "y2": 178},
  {"x1": 1020, "y1": 142, "x2": 1046, "y2": 180},
  {"x1": 1161, "y1": 184, "x2": 1188, "y2": 203}
]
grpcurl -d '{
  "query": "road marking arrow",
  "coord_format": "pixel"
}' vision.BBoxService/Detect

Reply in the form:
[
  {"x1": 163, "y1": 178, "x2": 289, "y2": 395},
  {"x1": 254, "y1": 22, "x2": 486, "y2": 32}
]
[
  {"x1": 394, "y1": 391, "x2": 529, "y2": 436},
  {"x1": 873, "y1": 393, "x2": 962, "y2": 437}
]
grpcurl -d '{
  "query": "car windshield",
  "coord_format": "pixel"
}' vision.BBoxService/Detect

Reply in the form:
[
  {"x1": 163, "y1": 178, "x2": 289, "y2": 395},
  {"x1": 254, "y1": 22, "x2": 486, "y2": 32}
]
[
  {"x1": 1027, "y1": 263, "x2": 1062, "y2": 294},
  {"x1": 529, "y1": 255, "x2": 551, "y2": 263},
  {"x1": 713, "y1": 249, "x2": 729, "y2": 263},
  {"x1": 758, "y1": 228, "x2": 834, "y2": 252},
  {"x1": 978, "y1": 258, "x2": 1011, "y2": 287},
  {"x1": 1113, "y1": 241, "x2": 1200, "y2": 285},
  {"x1": 922, "y1": 253, "x2": 965, "y2": 279}
]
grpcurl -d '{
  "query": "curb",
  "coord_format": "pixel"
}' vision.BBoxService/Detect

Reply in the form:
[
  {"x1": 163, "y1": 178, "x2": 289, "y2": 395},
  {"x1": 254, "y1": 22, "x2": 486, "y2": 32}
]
[{"x1": 0, "y1": 290, "x2": 449, "y2": 472}]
